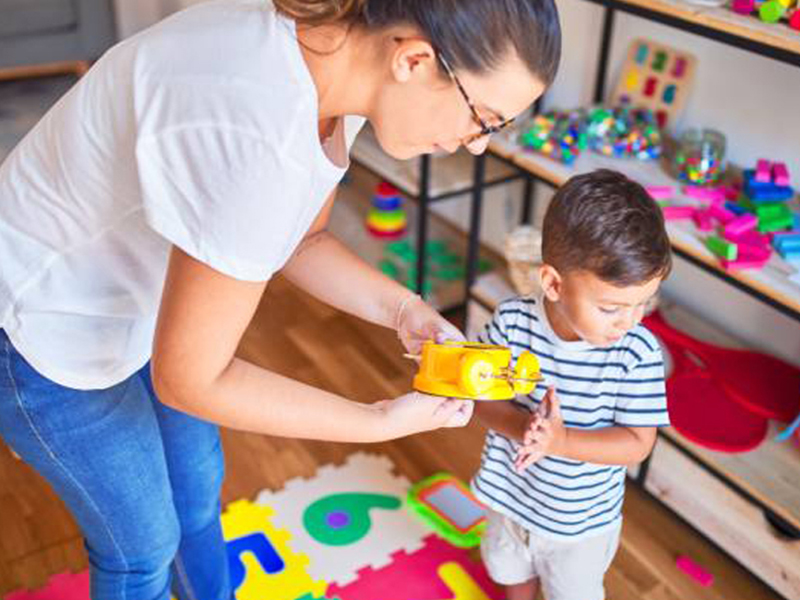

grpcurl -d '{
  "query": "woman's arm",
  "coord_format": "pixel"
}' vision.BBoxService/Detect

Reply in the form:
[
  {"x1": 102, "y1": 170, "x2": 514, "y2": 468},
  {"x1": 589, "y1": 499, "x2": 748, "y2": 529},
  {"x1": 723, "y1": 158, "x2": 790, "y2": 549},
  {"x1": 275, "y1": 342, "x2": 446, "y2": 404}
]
[
  {"x1": 151, "y1": 247, "x2": 472, "y2": 441},
  {"x1": 282, "y1": 190, "x2": 463, "y2": 352}
]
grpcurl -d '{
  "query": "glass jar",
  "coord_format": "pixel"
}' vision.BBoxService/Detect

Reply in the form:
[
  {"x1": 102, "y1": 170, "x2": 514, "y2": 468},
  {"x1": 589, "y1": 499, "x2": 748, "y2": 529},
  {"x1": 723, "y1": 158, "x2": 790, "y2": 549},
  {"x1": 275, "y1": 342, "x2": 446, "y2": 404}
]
[{"x1": 673, "y1": 128, "x2": 727, "y2": 186}]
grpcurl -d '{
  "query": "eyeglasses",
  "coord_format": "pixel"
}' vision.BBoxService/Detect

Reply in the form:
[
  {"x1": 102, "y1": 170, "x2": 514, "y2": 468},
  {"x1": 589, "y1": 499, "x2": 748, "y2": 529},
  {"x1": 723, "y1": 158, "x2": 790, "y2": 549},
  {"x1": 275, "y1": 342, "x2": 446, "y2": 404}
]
[{"x1": 436, "y1": 52, "x2": 514, "y2": 146}]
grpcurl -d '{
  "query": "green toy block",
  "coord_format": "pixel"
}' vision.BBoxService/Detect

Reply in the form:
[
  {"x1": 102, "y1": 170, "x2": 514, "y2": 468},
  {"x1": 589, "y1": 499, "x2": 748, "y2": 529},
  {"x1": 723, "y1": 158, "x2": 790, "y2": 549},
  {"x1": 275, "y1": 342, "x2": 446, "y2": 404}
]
[
  {"x1": 705, "y1": 236, "x2": 738, "y2": 261},
  {"x1": 754, "y1": 203, "x2": 792, "y2": 221},
  {"x1": 378, "y1": 259, "x2": 399, "y2": 279},
  {"x1": 758, "y1": 213, "x2": 795, "y2": 233},
  {"x1": 436, "y1": 267, "x2": 466, "y2": 281}
]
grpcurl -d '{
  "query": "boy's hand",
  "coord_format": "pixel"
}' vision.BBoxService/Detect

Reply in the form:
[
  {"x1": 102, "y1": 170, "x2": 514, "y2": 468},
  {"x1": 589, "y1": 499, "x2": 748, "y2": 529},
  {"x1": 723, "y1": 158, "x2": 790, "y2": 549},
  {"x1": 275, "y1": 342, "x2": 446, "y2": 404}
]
[
  {"x1": 514, "y1": 387, "x2": 566, "y2": 472},
  {"x1": 396, "y1": 294, "x2": 465, "y2": 354}
]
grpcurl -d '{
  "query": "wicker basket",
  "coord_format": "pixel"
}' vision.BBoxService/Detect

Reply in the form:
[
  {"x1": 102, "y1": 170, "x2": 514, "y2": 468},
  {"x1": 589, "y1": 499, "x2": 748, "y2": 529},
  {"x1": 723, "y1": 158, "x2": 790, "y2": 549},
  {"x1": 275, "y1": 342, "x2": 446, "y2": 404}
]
[{"x1": 504, "y1": 226, "x2": 543, "y2": 297}]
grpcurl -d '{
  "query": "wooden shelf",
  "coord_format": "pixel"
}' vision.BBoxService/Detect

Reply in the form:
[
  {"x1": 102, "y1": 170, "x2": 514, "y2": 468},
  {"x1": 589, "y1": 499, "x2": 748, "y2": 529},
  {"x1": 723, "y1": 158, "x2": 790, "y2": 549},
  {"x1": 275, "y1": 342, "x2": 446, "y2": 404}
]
[
  {"x1": 471, "y1": 268, "x2": 800, "y2": 536},
  {"x1": 351, "y1": 126, "x2": 517, "y2": 199},
  {"x1": 587, "y1": 0, "x2": 800, "y2": 62},
  {"x1": 488, "y1": 132, "x2": 800, "y2": 320},
  {"x1": 331, "y1": 162, "x2": 502, "y2": 312}
]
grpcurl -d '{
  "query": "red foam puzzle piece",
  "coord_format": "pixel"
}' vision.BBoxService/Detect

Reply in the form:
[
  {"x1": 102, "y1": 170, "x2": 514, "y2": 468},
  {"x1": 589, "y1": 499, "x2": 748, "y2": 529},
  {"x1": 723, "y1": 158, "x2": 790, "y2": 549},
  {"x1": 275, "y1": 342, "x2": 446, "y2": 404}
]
[
  {"x1": 327, "y1": 535, "x2": 502, "y2": 600},
  {"x1": 6, "y1": 570, "x2": 89, "y2": 600}
]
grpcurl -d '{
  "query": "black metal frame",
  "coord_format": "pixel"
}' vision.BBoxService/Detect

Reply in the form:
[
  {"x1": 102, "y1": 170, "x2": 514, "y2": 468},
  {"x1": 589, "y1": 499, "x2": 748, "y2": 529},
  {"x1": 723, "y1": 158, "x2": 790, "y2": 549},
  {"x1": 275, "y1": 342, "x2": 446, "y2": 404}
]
[{"x1": 461, "y1": 1, "x2": 800, "y2": 597}]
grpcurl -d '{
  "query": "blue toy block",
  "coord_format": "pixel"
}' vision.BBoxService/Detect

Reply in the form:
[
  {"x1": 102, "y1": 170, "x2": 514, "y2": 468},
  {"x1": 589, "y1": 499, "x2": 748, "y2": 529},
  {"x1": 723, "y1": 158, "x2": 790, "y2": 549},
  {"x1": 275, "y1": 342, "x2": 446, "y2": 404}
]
[
  {"x1": 744, "y1": 185, "x2": 795, "y2": 202},
  {"x1": 372, "y1": 196, "x2": 403, "y2": 211},
  {"x1": 773, "y1": 233, "x2": 800, "y2": 251},
  {"x1": 725, "y1": 201, "x2": 748, "y2": 216}
]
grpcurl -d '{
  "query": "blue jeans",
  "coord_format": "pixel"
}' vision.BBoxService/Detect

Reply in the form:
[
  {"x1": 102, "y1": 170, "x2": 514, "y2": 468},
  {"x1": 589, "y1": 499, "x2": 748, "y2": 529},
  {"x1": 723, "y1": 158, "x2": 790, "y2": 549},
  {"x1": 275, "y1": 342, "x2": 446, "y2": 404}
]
[{"x1": 0, "y1": 329, "x2": 231, "y2": 600}]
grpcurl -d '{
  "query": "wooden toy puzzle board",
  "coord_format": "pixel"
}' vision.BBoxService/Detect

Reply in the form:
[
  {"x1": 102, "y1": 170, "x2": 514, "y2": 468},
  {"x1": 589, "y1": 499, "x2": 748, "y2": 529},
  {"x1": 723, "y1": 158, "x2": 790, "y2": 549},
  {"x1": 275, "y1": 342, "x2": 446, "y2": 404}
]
[{"x1": 610, "y1": 37, "x2": 697, "y2": 129}]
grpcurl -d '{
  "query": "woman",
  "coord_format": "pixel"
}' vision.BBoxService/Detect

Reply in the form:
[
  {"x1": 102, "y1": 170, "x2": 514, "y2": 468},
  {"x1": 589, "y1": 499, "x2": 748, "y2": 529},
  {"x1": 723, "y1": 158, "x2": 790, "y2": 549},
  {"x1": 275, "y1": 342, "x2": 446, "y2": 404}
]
[{"x1": 0, "y1": 0, "x2": 561, "y2": 598}]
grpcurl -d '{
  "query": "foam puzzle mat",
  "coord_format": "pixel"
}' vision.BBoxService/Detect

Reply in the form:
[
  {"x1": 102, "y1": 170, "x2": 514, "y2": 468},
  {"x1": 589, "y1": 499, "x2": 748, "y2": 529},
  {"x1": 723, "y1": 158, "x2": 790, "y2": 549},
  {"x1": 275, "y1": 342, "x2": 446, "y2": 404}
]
[{"x1": 4, "y1": 452, "x2": 498, "y2": 600}]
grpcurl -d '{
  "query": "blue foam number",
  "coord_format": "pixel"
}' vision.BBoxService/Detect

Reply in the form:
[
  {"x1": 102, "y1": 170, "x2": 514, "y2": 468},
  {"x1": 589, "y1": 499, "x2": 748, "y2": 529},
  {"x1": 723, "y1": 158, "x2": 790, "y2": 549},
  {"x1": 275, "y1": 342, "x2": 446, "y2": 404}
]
[{"x1": 226, "y1": 533, "x2": 285, "y2": 590}]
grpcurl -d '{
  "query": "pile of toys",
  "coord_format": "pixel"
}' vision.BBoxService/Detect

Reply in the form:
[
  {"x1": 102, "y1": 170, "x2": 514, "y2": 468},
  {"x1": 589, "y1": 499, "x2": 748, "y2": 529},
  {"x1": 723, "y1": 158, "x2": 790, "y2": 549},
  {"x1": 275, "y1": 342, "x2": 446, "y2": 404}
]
[
  {"x1": 653, "y1": 159, "x2": 800, "y2": 271},
  {"x1": 378, "y1": 240, "x2": 492, "y2": 296},
  {"x1": 518, "y1": 104, "x2": 662, "y2": 165},
  {"x1": 519, "y1": 110, "x2": 587, "y2": 165},
  {"x1": 585, "y1": 106, "x2": 662, "y2": 160},
  {"x1": 366, "y1": 182, "x2": 407, "y2": 239},
  {"x1": 731, "y1": 0, "x2": 800, "y2": 30}
]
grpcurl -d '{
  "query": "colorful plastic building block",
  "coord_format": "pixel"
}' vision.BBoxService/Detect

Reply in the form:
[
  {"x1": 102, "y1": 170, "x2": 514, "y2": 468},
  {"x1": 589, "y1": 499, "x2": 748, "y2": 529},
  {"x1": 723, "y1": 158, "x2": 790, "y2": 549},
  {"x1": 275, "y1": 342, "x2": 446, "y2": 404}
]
[
  {"x1": 772, "y1": 162, "x2": 790, "y2": 186},
  {"x1": 662, "y1": 205, "x2": 696, "y2": 220},
  {"x1": 693, "y1": 210, "x2": 714, "y2": 231},
  {"x1": 706, "y1": 236, "x2": 738, "y2": 261},
  {"x1": 407, "y1": 473, "x2": 486, "y2": 548},
  {"x1": 413, "y1": 341, "x2": 541, "y2": 401},
  {"x1": 683, "y1": 185, "x2": 725, "y2": 202},
  {"x1": 709, "y1": 203, "x2": 735, "y2": 225},
  {"x1": 724, "y1": 214, "x2": 758, "y2": 238},
  {"x1": 676, "y1": 555, "x2": 715, "y2": 587},
  {"x1": 759, "y1": 0, "x2": 785, "y2": 22},
  {"x1": 791, "y1": 8, "x2": 800, "y2": 30},
  {"x1": 755, "y1": 159, "x2": 772, "y2": 183},
  {"x1": 732, "y1": 0, "x2": 755, "y2": 13}
]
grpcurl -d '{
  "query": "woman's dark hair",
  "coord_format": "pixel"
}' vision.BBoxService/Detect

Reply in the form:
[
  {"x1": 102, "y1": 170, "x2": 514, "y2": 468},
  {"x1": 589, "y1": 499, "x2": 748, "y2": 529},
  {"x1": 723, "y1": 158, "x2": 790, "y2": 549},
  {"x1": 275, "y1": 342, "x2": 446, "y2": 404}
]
[
  {"x1": 274, "y1": 0, "x2": 562, "y2": 87},
  {"x1": 542, "y1": 169, "x2": 673, "y2": 286}
]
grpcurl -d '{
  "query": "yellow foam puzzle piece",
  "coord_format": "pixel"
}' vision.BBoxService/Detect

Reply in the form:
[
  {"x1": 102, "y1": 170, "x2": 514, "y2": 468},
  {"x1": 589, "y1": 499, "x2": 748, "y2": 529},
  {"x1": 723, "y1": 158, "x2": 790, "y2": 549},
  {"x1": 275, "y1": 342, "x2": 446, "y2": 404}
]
[{"x1": 222, "y1": 500, "x2": 327, "y2": 600}]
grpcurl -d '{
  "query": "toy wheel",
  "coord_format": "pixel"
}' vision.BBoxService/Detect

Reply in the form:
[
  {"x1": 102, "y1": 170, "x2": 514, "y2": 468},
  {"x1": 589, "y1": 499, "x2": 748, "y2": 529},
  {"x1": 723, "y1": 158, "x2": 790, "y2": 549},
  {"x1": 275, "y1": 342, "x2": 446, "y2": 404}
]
[
  {"x1": 459, "y1": 353, "x2": 496, "y2": 397},
  {"x1": 513, "y1": 352, "x2": 540, "y2": 395}
]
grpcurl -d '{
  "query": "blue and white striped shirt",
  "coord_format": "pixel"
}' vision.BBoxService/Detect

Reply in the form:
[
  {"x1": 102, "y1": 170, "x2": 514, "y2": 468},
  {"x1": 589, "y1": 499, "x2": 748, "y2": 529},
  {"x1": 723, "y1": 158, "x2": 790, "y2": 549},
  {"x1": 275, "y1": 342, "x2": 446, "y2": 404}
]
[{"x1": 472, "y1": 296, "x2": 669, "y2": 541}]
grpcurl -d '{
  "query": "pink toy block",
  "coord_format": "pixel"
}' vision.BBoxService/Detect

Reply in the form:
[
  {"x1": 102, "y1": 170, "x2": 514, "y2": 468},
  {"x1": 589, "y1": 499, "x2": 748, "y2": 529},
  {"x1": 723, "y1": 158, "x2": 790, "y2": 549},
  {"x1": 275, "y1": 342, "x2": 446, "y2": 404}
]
[
  {"x1": 731, "y1": 0, "x2": 754, "y2": 13},
  {"x1": 709, "y1": 203, "x2": 735, "y2": 225},
  {"x1": 755, "y1": 159, "x2": 772, "y2": 183},
  {"x1": 739, "y1": 243, "x2": 771, "y2": 262},
  {"x1": 328, "y1": 534, "x2": 502, "y2": 600},
  {"x1": 725, "y1": 228, "x2": 771, "y2": 248},
  {"x1": 676, "y1": 555, "x2": 714, "y2": 587},
  {"x1": 692, "y1": 209, "x2": 715, "y2": 232},
  {"x1": 724, "y1": 214, "x2": 758, "y2": 238},
  {"x1": 645, "y1": 185, "x2": 675, "y2": 200},
  {"x1": 683, "y1": 186, "x2": 725, "y2": 202},
  {"x1": 721, "y1": 185, "x2": 740, "y2": 201},
  {"x1": 722, "y1": 255, "x2": 770, "y2": 271},
  {"x1": 662, "y1": 206, "x2": 696, "y2": 220},
  {"x1": 772, "y1": 162, "x2": 790, "y2": 186}
]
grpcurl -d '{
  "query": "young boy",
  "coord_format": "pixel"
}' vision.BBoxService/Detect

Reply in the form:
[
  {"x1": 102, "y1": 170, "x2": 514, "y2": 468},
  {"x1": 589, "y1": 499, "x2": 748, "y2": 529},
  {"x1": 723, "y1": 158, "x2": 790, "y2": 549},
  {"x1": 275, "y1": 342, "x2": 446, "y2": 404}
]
[{"x1": 472, "y1": 169, "x2": 672, "y2": 600}]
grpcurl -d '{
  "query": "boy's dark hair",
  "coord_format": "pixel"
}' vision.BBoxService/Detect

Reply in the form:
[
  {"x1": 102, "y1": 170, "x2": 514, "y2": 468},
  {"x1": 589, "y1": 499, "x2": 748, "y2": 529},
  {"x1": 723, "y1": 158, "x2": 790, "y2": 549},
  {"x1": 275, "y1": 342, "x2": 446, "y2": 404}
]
[{"x1": 542, "y1": 169, "x2": 672, "y2": 286}]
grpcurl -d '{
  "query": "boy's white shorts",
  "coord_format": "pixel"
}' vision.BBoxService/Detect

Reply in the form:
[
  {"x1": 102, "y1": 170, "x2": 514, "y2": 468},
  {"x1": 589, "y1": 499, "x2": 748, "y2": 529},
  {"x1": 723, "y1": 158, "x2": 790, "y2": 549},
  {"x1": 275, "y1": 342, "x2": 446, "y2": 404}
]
[{"x1": 480, "y1": 508, "x2": 621, "y2": 600}]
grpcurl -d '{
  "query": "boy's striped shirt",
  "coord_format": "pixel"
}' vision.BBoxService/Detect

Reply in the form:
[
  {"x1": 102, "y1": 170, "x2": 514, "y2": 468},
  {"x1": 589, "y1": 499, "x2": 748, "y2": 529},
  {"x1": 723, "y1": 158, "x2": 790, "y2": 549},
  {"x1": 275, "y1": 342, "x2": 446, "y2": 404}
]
[{"x1": 472, "y1": 296, "x2": 669, "y2": 540}]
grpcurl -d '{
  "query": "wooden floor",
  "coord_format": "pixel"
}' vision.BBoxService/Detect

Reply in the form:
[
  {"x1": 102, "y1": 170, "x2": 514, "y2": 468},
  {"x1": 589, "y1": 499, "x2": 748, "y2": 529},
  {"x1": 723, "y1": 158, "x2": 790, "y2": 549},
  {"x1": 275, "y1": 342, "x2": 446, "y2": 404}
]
[{"x1": 0, "y1": 277, "x2": 783, "y2": 600}]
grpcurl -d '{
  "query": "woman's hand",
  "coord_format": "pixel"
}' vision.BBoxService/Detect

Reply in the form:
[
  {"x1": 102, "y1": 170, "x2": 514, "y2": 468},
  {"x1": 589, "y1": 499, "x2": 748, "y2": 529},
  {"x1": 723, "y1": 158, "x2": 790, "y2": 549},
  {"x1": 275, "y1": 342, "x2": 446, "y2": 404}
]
[
  {"x1": 396, "y1": 294, "x2": 465, "y2": 354},
  {"x1": 374, "y1": 391, "x2": 474, "y2": 439}
]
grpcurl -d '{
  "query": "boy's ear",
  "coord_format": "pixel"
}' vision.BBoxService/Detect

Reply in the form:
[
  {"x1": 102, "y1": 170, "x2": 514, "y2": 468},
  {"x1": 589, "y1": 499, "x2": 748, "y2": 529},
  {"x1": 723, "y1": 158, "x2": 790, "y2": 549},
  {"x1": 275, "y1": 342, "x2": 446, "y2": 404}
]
[{"x1": 539, "y1": 264, "x2": 563, "y2": 302}]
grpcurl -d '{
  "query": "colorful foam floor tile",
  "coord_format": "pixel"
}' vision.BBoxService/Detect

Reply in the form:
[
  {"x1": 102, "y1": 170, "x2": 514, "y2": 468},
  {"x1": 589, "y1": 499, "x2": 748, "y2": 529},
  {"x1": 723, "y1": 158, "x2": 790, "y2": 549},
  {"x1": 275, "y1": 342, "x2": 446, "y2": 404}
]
[
  {"x1": 255, "y1": 452, "x2": 429, "y2": 586},
  {"x1": 327, "y1": 534, "x2": 502, "y2": 600},
  {"x1": 5, "y1": 570, "x2": 89, "y2": 600},
  {"x1": 222, "y1": 499, "x2": 327, "y2": 600},
  {"x1": 3, "y1": 571, "x2": 177, "y2": 600}
]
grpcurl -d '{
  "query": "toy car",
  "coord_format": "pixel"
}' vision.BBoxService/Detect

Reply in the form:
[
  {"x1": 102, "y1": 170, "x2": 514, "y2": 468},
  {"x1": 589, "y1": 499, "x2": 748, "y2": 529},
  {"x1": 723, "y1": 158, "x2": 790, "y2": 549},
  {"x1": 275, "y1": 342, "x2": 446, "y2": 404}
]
[{"x1": 412, "y1": 341, "x2": 541, "y2": 401}]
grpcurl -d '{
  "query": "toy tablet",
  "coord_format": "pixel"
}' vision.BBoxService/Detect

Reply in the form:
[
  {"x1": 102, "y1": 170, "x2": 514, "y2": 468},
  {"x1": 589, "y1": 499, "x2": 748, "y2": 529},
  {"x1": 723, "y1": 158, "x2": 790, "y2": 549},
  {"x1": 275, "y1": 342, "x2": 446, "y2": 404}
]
[
  {"x1": 407, "y1": 473, "x2": 486, "y2": 548},
  {"x1": 412, "y1": 341, "x2": 541, "y2": 401}
]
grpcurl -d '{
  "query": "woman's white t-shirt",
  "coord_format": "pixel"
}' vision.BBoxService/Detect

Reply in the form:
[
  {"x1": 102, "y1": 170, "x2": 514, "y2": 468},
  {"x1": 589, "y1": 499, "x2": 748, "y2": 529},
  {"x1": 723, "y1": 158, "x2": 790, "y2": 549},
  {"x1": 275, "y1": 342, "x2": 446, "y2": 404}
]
[{"x1": 0, "y1": 0, "x2": 364, "y2": 389}]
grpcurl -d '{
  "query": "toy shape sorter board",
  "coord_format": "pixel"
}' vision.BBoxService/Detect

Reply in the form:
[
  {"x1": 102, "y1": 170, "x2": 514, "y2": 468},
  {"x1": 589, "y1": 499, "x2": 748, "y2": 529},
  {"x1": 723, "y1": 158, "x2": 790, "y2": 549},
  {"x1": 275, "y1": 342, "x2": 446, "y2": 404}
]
[
  {"x1": 255, "y1": 452, "x2": 431, "y2": 586},
  {"x1": 610, "y1": 38, "x2": 697, "y2": 129}
]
